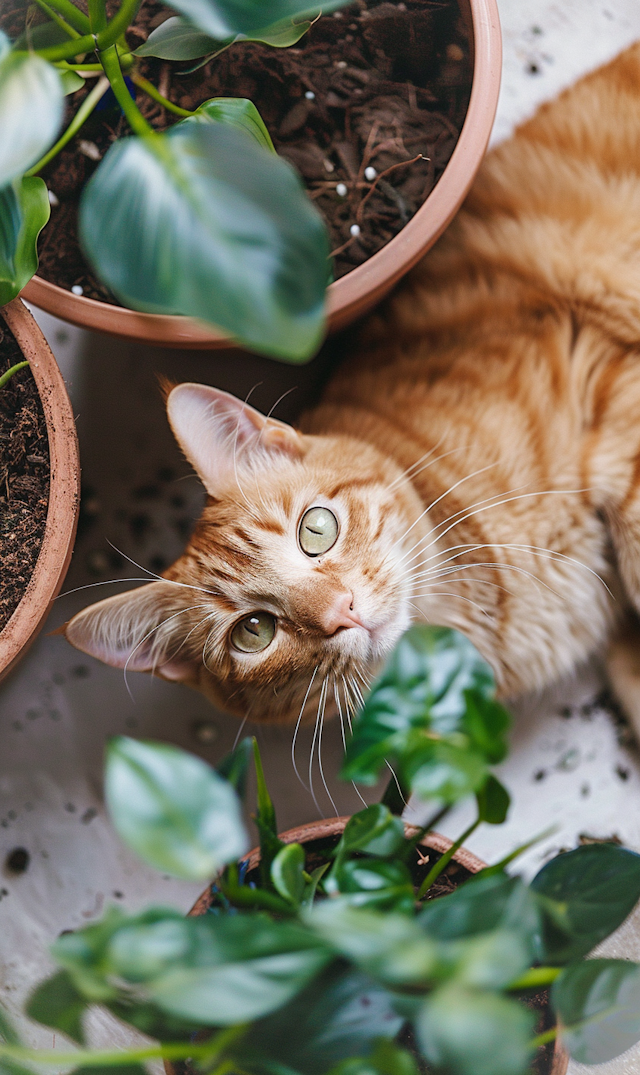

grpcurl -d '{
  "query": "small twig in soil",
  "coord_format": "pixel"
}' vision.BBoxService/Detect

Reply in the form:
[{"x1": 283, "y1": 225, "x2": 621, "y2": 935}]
[
  {"x1": 356, "y1": 153, "x2": 428, "y2": 225},
  {"x1": 329, "y1": 234, "x2": 358, "y2": 259},
  {"x1": 0, "y1": 361, "x2": 29, "y2": 391},
  {"x1": 356, "y1": 121, "x2": 380, "y2": 184}
]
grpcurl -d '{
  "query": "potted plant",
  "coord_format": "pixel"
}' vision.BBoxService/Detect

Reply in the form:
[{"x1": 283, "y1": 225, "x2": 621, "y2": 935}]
[
  {"x1": 0, "y1": 0, "x2": 500, "y2": 358},
  {"x1": 0, "y1": 297, "x2": 79, "y2": 682},
  {"x1": 5, "y1": 626, "x2": 640, "y2": 1075}
]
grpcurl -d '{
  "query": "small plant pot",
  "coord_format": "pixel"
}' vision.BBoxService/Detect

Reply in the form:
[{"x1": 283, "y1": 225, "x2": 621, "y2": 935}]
[
  {"x1": 176, "y1": 818, "x2": 568, "y2": 1075},
  {"x1": 0, "y1": 299, "x2": 80, "y2": 682},
  {"x1": 22, "y1": 0, "x2": 501, "y2": 350}
]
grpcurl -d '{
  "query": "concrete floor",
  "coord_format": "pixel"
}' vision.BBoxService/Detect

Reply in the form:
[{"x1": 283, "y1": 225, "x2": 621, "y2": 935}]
[{"x1": 3, "y1": 2, "x2": 640, "y2": 1072}]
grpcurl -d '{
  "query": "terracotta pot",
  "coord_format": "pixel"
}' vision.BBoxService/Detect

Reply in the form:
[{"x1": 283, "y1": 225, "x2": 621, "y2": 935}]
[
  {"x1": 0, "y1": 299, "x2": 80, "y2": 682},
  {"x1": 22, "y1": 0, "x2": 501, "y2": 350},
  {"x1": 182, "y1": 818, "x2": 569, "y2": 1075}
]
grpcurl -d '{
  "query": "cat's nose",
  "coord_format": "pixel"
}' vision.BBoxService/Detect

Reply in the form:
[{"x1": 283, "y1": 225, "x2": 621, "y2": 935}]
[{"x1": 322, "y1": 592, "x2": 366, "y2": 635}]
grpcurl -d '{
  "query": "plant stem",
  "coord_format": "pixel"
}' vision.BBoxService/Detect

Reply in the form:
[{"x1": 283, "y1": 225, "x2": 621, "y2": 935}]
[
  {"x1": 0, "y1": 1026, "x2": 246, "y2": 1069},
  {"x1": 30, "y1": 0, "x2": 140, "y2": 61},
  {"x1": 26, "y1": 76, "x2": 110, "y2": 175},
  {"x1": 37, "y1": 0, "x2": 90, "y2": 33},
  {"x1": 508, "y1": 967, "x2": 562, "y2": 991},
  {"x1": 0, "y1": 362, "x2": 28, "y2": 390},
  {"x1": 32, "y1": 0, "x2": 81, "y2": 40},
  {"x1": 530, "y1": 1026, "x2": 558, "y2": 1050},
  {"x1": 95, "y1": 0, "x2": 141, "y2": 50},
  {"x1": 97, "y1": 44, "x2": 153, "y2": 138},
  {"x1": 131, "y1": 73, "x2": 194, "y2": 118},
  {"x1": 88, "y1": 0, "x2": 107, "y2": 34},
  {"x1": 417, "y1": 818, "x2": 481, "y2": 899}
]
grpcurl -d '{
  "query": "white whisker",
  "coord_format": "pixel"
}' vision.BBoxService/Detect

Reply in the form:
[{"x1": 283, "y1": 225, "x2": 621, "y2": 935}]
[
  {"x1": 292, "y1": 665, "x2": 318, "y2": 790},
  {"x1": 317, "y1": 679, "x2": 337, "y2": 816}
]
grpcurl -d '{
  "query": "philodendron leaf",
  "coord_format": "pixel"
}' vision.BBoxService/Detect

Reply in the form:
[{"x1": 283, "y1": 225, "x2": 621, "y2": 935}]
[
  {"x1": 419, "y1": 873, "x2": 540, "y2": 944},
  {"x1": 531, "y1": 843, "x2": 640, "y2": 964},
  {"x1": 26, "y1": 971, "x2": 87, "y2": 1044},
  {"x1": 339, "y1": 804, "x2": 406, "y2": 857},
  {"x1": 105, "y1": 736, "x2": 248, "y2": 880},
  {"x1": 271, "y1": 842, "x2": 306, "y2": 904},
  {"x1": 79, "y1": 123, "x2": 328, "y2": 361},
  {"x1": 180, "y1": 97, "x2": 275, "y2": 152},
  {"x1": 161, "y1": 0, "x2": 349, "y2": 42},
  {"x1": 60, "y1": 70, "x2": 85, "y2": 95},
  {"x1": 0, "y1": 36, "x2": 64, "y2": 185},
  {"x1": 553, "y1": 959, "x2": 640, "y2": 1064},
  {"x1": 134, "y1": 14, "x2": 311, "y2": 61},
  {"x1": 475, "y1": 774, "x2": 510, "y2": 825},
  {"x1": 0, "y1": 177, "x2": 50, "y2": 305},
  {"x1": 416, "y1": 986, "x2": 535, "y2": 1075}
]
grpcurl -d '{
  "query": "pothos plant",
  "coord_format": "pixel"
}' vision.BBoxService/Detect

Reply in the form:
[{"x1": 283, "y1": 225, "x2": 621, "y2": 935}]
[
  {"x1": 3, "y1": 625, "x2": 640, "y2": 1075},
  {"x1": 0, "y1": 0, "x2": 355, "y2": 362}
]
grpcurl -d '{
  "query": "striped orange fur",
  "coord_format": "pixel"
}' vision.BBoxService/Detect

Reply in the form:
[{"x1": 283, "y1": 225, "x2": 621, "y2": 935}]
[{"x1": 66, "y1": 43, "x2": 640, "y2": 732}]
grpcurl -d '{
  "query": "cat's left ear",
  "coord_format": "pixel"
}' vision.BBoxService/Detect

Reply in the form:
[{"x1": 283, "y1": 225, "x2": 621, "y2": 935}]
[{"x1": 166, "y1": 383, "x2": 305, "y2": 496}]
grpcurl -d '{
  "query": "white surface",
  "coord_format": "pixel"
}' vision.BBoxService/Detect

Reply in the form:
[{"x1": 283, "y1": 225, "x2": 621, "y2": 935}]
[{"x1": 3, "y1": 3, "x2": 640, "y2": 1071}]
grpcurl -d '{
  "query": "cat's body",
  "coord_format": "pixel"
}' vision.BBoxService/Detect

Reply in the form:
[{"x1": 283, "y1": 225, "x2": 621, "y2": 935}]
[{"x1": 66, "y1": 42, "x2": 640, "y2": 733}]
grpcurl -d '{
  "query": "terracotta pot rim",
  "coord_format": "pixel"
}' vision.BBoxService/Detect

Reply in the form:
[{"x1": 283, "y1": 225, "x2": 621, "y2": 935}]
[
  {"x1": 22, "y1": 0, "x2": 501, "y2": 348},
  {"x1": 187, "y1": 817, "x2": 567, "y2": 1075},
  {"x1": 0, "y1": 298, "x2": 80, "y2": 682}
]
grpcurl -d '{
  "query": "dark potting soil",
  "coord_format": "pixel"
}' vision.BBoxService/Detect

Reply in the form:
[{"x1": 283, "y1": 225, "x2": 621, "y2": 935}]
[
  {"x1": 1, "y1": 0, "x2": 471, "y2": 304},
  {"x1": 0, "y1": 324, "x2": 50, "y2": 635},
  {"x1": 194, "y1": 836, "x2": 557, "y2": 1075}
]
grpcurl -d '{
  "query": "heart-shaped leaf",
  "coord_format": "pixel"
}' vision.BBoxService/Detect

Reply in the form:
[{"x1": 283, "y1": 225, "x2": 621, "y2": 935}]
[
  {"x1": 179, "y1": 96, "x2": 275, "y2": 152},
  {"x1": 0, "y1": 176, "x2": 50, "y2": 304},
  {"x1": 161, "y1": 0, "x2": 348, "y2": 42},
  {"x1": 271, "y1": 843, "x2": 306, "y2": 904},
  {"x1": 61, "y1": 69, "x2": 85, "y2": 95},
  {"x1": 419, "y1": 873, "x2": 540, "y2": 944},
  {"x1": 105, "y1": 737, "x2": 248, "y2": 880},
  {"x1": 531, "y1": 844, "x2": 640, "y2": 963},
  {"x1": 0, "y1": 39, "x2": 64, "y2": 186},
  {"x1": 553, "y1": 959, "x2": 640, "y2": 1064},
  {"x1": 135, "y1": 14, "x2": 311, "y2": 61},
  {"x1": 79, "y1": 124, "x2": 328, "y2": 360},
  {"x1": 332, "y1": 859, "x2": 415, "y2": 913},
  {"x1": 416, "y1": 987, "x2": 534, "y2": 1075},
  {"x1": 339, "y1": 805, "x2": 406, "y2": 857},
  {"x1": 26, "y1": 972, "x2": 87, "y2": 1045},
  {"x1": 476, "y1": 774, "x2": 510, "y2": 825}
]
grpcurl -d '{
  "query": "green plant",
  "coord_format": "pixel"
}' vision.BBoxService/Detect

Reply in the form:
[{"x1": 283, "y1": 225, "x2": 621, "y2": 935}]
[
  {"x1": 0, "y1": 0, "x2": 355, "y2": 361},
  {"x1": 4, "y1": 625, "x2": 640, "y2": 1075},
  {"x1": 0, "y1": 359, "x2": 29, "y2": 388}
]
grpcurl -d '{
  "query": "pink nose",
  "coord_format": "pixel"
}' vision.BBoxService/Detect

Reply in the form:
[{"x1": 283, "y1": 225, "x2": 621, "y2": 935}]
[{"x1": 322, "y1": 592, "x2": 366, "y2": 635}]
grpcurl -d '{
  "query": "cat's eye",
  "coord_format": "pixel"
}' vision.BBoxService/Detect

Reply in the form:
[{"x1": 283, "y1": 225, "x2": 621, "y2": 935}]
[
  {"x1": 230, "y1": 612, "x2": 276, "y2": 653},
  {"x1": 299, "y1": 506, "x2": 339, "y2": 556}
]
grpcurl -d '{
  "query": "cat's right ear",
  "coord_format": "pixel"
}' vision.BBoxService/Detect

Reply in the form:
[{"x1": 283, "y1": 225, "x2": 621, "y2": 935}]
[
  {"x1": 166, "y1": 383, "x2": 305, "y2": 496},
  {"x1": 63, "y1": 583, "x2": 198, "y2": 682}
]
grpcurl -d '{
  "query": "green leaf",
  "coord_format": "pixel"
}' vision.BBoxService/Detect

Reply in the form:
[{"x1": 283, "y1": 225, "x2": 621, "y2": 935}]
[
  {"x1": 26, "y1": 971, "x2": 86, "y2": 1044},
  {"x1": 553, "y1": 959, "x2": 640, "y2": 1064},
  {"x1": 242, "y1": 964, "x2": 402, "y2": 1075},
  {"x1": 60, "y1": 69, "x2": 85, "y2": 95},
  {"x1": 161, "y1": 0, "x2": 348, "y2": 42},
  {"x1": 417, "y1": 987, "x2": 534, "y2": 1075},
  {"x1": 72, "y1": 1068, "x2": 146, "y2": 1075},
  {"x1": 419, "y1": 873, "x2": 540, "y2": 943},
  {"x1": 105, "y1": 737, "x2": 248, "y2": 881},
  {"x1": 134, "y1": 13, "x2": 311, "y2": 61},
  {"x1": 330, "y1": 858, "x2": 415, "y2": 913},
  {"x1": 329, "y1": 1041, "x2": 418, "y2": 1075},
  {"x1": 476, "y1": 775, "x2": 510, "y2": 825},
  {"x1": 0, "y1": 47, "x2": 64, "y2": 186},
  {"x1": 271, "y1": 843, "x2": 306, "y2": 905},
  {"x1": 79, "y1": 123, "x2": 328, "y2": 361},
  {"x1": 306, "y1": 901, "x2": 436, "y2": 987},
  {"x1": 461, "y1": 690, "x2": 510, "y2": 764},
  {"x1": 216, "y1": 736, "x2": 253, "y2": 798},
  {"x1": 252, "y1": 737, "x2": 284, "y2": 887},
  {"x1": 406, "y1": 739, "x2": 488, "y2": 804},
  {"x1": 302, "y1": 862, "x2": 329, "y2": 908},
  {"x1": 436, "y1": 930, "x2": 533, "y2": 991},
  {"x1": 531, "y1": 844, "x2": 640, "y2": 964},
  {"x1": 181, "y1": 97, "x2": 275, "y2": 153},
  {"x1": 340, "y1": 805, "x2": 406, "y2": 858},
  {"x1": 0, "y1": 177, "x2": 50, "y2": 304},
  {"x1": 14, "y1": 21, "x2": 71, "y2": 50}
]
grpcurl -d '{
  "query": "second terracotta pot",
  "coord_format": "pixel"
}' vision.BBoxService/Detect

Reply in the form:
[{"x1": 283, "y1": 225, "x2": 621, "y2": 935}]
[{"x1": 23, "y1": 0, "x2": 501, "y2": 350}]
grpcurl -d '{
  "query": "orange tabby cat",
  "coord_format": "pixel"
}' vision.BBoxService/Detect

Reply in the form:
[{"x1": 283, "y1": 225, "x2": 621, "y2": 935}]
[{"x1": 65, "y1": 42, "x2": 640, "y2": 732}]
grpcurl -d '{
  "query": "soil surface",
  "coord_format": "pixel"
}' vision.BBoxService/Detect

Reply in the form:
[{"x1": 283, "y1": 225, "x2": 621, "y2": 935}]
[
  {"x1": 0, "y1": 323, "x2": 50, "y2": 634},
  {"x1": 1, "y1": 0, "x2": 471, "y2": 302}
]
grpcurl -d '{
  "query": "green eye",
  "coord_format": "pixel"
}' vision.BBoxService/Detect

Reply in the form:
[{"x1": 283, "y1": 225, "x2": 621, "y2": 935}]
[
  {"x1": 230, "y1": 612, "x2": 276, "y2": 653},
  {"x1": 299, "y1": 506, "x2": 339, "y2": 556}
]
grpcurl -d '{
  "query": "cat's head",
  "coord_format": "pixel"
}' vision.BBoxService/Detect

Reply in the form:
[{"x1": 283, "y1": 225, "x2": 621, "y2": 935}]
[{"x1": 64, "y1": 383, "x2": 424, "y2": 723}]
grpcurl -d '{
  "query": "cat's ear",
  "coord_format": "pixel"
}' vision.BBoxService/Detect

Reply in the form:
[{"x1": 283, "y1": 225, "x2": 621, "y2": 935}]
[
  {"x1": 166, "y1": 383, "x2": 304, "y2": 496},
  {"x1": 63, "y1": 583, "x2": 197, "y2": 681}
]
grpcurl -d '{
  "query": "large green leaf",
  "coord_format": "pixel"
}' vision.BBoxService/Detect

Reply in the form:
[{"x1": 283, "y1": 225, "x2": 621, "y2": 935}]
[
  {"x1": 180, "y1": 97, "x2": 275, "y2": 153},
  {"x1": 341, "y1": 626, "x2": 505, "y2": 788},
  {"x1": 0, "y1": 39, "x2": 64, "y2": 186},
  {"x1": 26, "y1": 971, "x2": 87, "y2": 1045},
  {"x1": 339, "y1": 805, "x2": 406, "y2": 858},
  {"x1": 241, "y1": 964, "x2": 403, "y2": 1075},
  {"x1": 0, "y1": 177, "x2": 50, "y2": 305},
  {"x1": 134, "y1": 14, "x2": 310, "y2": 60},
  {"x1": 405, "y1": 739, "x2": 488, "y2": 804},
  {"x1": 161, "y1": 0, "x2": 349, "y2": 41},
  {"x1": 105, "y1": 737, "x2": 248, "y2": 881},
  {"x1": 331, "y1": 859, "x2": 415, "y2": 913},
  {"x1": 416, "y1": 987, "x2": 535, "y2": 1075},
  {"x1": 531, "y1": 844, "x2": 640, "y2": 964},
  {"x1": 475, "y1": 774, "x2": 510, "y2": 825},
  {"x1": 329, "y1": 1042, "x2": 418, "y2": 1075},
  {"x1": 419, "y1": 874, "x2": 540, "y2": 944},
  {"x1": 79, "y1": 124, "x2": 328, "y2": 360},
  {"x1": 553, "y1": 959, "x2": 640, "y2": 1064}
]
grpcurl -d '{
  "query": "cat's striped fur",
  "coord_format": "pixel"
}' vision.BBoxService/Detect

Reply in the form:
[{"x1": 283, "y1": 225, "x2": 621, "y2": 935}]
[{"x1": 66, "y1": 42, "x2": 640, "y2": 733}]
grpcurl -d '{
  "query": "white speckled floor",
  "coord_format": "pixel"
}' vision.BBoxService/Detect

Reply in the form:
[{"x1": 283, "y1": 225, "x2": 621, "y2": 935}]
[{"x1": 3, "y1": 2, "x2": 640, "y2": 1072}]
